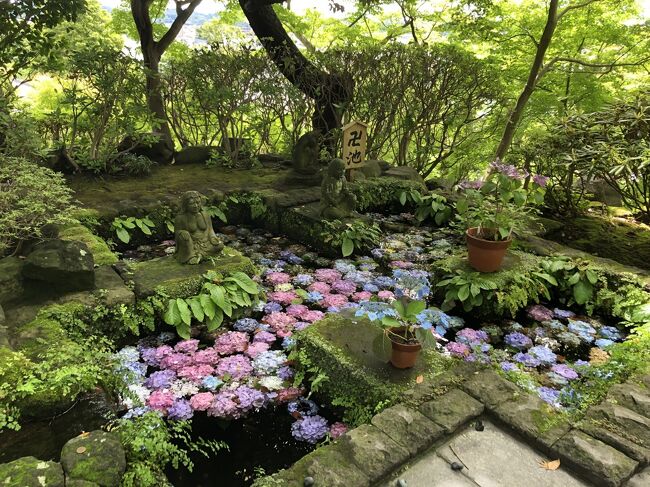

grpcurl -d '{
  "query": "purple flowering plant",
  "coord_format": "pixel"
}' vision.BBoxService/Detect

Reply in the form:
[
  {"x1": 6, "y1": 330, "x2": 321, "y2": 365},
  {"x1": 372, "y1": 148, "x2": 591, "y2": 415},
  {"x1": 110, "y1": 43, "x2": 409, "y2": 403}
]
[{"x1": 455, "y1": 158, "x2": 547, "y2": 241}]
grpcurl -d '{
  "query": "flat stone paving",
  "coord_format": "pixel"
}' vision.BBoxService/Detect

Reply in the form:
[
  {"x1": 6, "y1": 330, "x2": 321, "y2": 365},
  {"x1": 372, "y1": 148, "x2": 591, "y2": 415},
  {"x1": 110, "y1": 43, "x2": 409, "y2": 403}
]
[{"x1": 379, "y1": 419, "x2": 591, "y2": 487}]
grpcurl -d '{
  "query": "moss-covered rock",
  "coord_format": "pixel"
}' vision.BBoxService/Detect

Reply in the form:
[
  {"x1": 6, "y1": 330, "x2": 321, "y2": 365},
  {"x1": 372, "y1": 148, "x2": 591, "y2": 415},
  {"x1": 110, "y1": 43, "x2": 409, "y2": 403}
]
[
  {"x1": 0, "y1": 456, "x2": 64, "y2": 487},
  {"x1": 0, "y1": 256, "x2": 24, "y2": 305},
  {"x1": 59, "y1": 224, "x2": 118, "y2": 266},
  {"x1": 295, "y1": 314, "x2": 451, "y2": 424},
  {"x1": 60, "y1": 431, "x2": 126, "y2": 487},
  {"x1": 127, "y1": 247, "x2": 256, "y2": 299}
]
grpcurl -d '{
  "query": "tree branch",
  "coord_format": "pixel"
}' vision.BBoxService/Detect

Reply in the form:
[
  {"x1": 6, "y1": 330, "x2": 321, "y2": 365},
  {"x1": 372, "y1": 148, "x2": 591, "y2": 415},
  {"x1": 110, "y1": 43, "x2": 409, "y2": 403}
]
[
  {"x1": 557, "y1": 0, "x2": 602, "y2": 22},
  {"x1": 158, "y1": 0, "x2": 203, "y2": 53}
]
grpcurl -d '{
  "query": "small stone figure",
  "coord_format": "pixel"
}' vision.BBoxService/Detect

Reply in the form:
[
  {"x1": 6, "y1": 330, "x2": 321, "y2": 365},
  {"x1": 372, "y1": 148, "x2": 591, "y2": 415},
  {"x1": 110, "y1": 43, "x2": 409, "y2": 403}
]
[
  {"x1": 320, "y1": 158, "x2": 357, "y2": 220},
  {"x1": 174, "y1": 191, "x2": 224, "y2": 264},
  {"x1": 292, "y1": 130, "x2": 321, "y2": 175}
]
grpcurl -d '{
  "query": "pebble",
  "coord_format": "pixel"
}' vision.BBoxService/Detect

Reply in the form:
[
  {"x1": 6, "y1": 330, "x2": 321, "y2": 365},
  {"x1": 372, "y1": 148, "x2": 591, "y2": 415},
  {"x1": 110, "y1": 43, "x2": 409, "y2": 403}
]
[
  {"x1": 303, "y1": 476, "x2": 315, "y2": 486},
  {"x1": 451, "y1": 462, "x2": 464, "y2": 471}
]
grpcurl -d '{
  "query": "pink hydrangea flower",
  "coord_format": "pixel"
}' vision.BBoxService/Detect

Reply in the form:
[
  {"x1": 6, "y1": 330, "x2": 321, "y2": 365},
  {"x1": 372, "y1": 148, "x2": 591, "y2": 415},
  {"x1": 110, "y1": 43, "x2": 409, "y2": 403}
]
[
  {"x1": 319, "y1": 293, "x2": 349, "y2": 309},
  {"x1": 267, "y1": 291, "x2": 299, "y2": 305},
  {"x1": 253, "y1": 331, "x2": 277, "y2": 344},
  {"x1": 178, "y1": 364, "x2": 214, "y2": 383},
  {"x1": 246, "y1": 341, "x2": 270, "y2": 358},
  {"x1": 174, "y1": 339, "x2": 200, "y2": 354},
  {"x1": 214, "y1": 331, "x2": 249, "y2": 356},
  {"x1": 446, "y1": 342, "x2": 471, "y2": 358},
  {"x1": 207, "y1": 389, "x2": 241, "y2": 419},
  {"x1": 154, "y1": 345, "x2": 174, "y2": 362},
  {"x1": 193, "y1": 348, "x2": 220, "y2": 365},
  {"x1": 331, "y1": 280, "x2": 357, "y2": 296},
  {"x1": 302, "y1": 310, "x2": 324, "y2": 323},
  {"x1": 147, "y1": 390, "x2": 175, "y2": 412},
  {"x1": 329, "y1": 422, "x2": 349, "y2": 439},
  {"x1": 262, "y1": 312, "x2": 296, "y2": 328},
  {"x1": 160, "y1": 352, "x2": 192, "y2": 371},
  {"x1": 391, "y1": 260, "x2": 415, "y2": 269},
  {"x1": 377, "y1": 290, "x2": 395, "y2": 301},
  {"x1": 189, "y1": 392, "x2": 215, "y2": 411},
  {"x1": 276, "y1": 387, "x2": 304, "y2": 403},
  {"x1": 352, "y1": 291, "x2": 373, "y2": 302},
  {"x1": 314, "y1": 269, "x2": 342, "y2": 284},
  {"x1": 308, "y1": 282, "x2": 331, "y2": 294},
  {"x1": 265, "y1": 272, "x2": 291, "y2": 285},
  {"x1": 286, "y1": 304, "x2": 309, "y2": 317}
]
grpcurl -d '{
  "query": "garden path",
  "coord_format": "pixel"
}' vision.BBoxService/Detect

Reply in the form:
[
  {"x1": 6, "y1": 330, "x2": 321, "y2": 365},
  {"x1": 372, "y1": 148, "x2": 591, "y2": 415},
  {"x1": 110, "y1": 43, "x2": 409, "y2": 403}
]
[{"x1": 379, "y1": 418, "x2": 589, "y2": 487}]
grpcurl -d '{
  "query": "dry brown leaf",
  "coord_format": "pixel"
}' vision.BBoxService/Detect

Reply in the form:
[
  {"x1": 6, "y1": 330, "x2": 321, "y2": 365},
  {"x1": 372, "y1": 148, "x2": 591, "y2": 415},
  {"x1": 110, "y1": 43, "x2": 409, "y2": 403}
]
[
  {"x1": 79, "y1": 431, "x2": 90, "y2": 438},
  {"x1": 539, "y1": 459, "x2": 561, "y2": 470},
  {"x1": 589, "y1": 348, "x2": 609, "y2": 365},
  {"x1": 416, "y1": 375, "x2": 424, "y2": 384},
  {"x1": 76, "y1": 447, "x2": 87, "y2": 454}
]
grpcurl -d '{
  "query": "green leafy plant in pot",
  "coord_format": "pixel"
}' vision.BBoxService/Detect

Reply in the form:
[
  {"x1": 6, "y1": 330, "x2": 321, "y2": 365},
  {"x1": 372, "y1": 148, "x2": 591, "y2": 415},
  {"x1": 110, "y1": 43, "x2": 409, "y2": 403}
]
[
  {"x1": 361, "y1": 298, "x2": 441, "y2": 369},
  {"x1": 455, "y1": 160, "x2": 547, "y2": 272}
]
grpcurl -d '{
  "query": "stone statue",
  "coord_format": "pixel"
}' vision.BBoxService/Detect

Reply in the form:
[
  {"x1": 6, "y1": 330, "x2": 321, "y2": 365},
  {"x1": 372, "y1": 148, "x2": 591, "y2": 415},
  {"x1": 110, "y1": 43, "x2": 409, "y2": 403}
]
[
  {"x1": 292, "y1": 130, "x2": 321, "y2": 175},
  {"x1": 320, "y1": 159, "x2": 357, "y2": 219},
  {"x1": 174, "y1": 191, "x2": 224, "y2": 264}
]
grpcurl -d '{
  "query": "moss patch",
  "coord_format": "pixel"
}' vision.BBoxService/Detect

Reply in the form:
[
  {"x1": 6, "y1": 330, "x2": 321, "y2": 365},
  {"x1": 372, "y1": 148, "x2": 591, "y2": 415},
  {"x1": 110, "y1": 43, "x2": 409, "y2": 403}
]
[
  {"x1": 127, "y1": 247, "x2": 256, "y2": 299},
  {"x1": 544, "y1": 215, "x2": 650, "y2": 271},
  {"x1": 59, "y1": 224, "x2": 118, "y2": 265}
]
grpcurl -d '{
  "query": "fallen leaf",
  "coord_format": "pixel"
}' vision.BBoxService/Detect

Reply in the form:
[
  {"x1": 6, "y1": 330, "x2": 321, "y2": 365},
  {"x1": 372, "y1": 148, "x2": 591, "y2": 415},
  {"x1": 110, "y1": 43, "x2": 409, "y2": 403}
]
[
  {"x1": 539, "y1": 459, "x2": 560, "y2": 470},
  {"x1": 589, "y1": 348, "x2": 609, "y2": 365},
  {"x1": 416, "y1": 375, "x2": 424, "y2": 384},
  {"x1": 76, "y1": 447, "x2": 87, "y2": 454},
  {"x1": 79, "y1": 431, "x2": 90, "y2": 438}
]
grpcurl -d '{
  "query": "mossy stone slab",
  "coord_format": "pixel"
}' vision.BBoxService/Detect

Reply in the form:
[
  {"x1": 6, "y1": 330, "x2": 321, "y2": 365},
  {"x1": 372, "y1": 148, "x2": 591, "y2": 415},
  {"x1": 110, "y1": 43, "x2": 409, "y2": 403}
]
[
  {"x1": 0, "y1": 456, "x2": 64, "y2": 487},
  {"x1": 418, "y1": 388, "x2": 484, "y2": 433},
  {"x1": 128, "y1": 248, "x2": 255, "y2": 299},
  {"x1": 60, "y1": 431, "x2": 125, "y2": 487},
  {"x1": 296, "y1": 314, "x2": 451, "y2": 409},
  {"x1": 59, "y1": 224, "x2": 118, "y2": 266},
  {"x1": 371, "y1": 404, "x2": 445, "y2": 456}
]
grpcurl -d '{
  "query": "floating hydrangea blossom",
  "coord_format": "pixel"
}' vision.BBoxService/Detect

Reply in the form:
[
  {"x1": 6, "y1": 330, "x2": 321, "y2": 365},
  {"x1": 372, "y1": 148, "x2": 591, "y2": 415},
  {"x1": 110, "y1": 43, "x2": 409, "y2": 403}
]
[{"x1": 291, "y1": 415, "x2": 329, "y2": 444}]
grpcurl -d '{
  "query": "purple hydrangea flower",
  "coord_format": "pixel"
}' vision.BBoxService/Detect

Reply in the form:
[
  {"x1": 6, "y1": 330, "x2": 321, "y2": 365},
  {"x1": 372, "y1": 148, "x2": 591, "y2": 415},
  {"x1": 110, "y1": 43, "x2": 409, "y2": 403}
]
[
  {"x1": 291, "y1": 415, "x2": 329, "y2": 444},
  {"x1": 277, "y1": 365, "x2": 294, "y2": 381},
  {"x1": 553, "y1": 308, "x2": 575, "y2": 319},
  {"x1": 527, "y1": 305, "x2": 554, "y2": 322},
  {"x1": 167, "y1": 399, "x2": 194, "y2": 420},
  {"x1": 263, "y1": 302, "x2": 283, "y2": 314},
  {"x1": 551, "y1": 364, "x2": 579, "y2": 380},
  {"x1": 235, "y1": 386, "x2": 267, "y2": 412},
  {"x1": 456, "y1": 328, "x2": 489, "y2": 345},
  {"x1": 500, "y1": 361, "x2": 518, "y2": 372},
  {"x1": 216, "y1": 355, "x2": 253, "y2": 380},
  {"x1": 144, "y1": 369, "x2": 177, "y2": 390},
  {"x1": 504, "y1": 332, "x2": 533, "y2": 350},
  {"x1": 252, "y1": 351, "x2": 287, "y2": 375},
  {"x1": 513, "y1": 352, "x2": 541, "y2": 368},
  {"x1": 234, "y1": 318, "x2": 260, "y2": 333}
]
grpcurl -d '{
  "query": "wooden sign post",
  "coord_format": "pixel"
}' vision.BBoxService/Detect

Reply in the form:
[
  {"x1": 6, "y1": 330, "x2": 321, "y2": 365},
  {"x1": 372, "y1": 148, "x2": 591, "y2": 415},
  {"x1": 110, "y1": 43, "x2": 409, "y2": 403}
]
[{"x1": 342, "y1": 120, "x2": 368, "y2": 171}]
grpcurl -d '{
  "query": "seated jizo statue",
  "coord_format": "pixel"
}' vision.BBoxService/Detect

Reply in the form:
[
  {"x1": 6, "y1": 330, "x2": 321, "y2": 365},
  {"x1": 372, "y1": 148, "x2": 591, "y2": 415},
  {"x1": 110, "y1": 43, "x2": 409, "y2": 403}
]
[
  {"x1": 174, "y1": 191, "x2": 224, "y2": 264},
  {"x1": 320, "y1": 159, "x2": 357, "y2": 220}
]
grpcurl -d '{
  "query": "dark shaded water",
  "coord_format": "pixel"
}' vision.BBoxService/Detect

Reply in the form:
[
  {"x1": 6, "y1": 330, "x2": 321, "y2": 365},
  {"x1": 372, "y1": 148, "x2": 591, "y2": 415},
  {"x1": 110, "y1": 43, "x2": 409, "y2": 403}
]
[
  {"x1": 0, "y1": 391, "x2": 115, "y2": 463},
  {"x1": 166, "y1": 406, "x2": 320, "y2": 486}
]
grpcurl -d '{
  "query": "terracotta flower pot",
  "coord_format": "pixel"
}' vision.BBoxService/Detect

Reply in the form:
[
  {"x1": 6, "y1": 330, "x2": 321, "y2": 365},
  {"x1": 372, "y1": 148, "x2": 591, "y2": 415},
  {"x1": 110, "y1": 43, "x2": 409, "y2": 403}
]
[
  {"x1": 388, "y1": 328, "x2": 422, "y2": 369},
  {"x1": 466, "y1": 227, "x2": 512, "y2": 272}
]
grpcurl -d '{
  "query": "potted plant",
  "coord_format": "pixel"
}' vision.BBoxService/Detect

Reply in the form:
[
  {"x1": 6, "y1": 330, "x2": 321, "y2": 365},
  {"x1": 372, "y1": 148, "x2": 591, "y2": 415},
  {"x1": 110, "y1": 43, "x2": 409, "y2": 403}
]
[
  {"x1": 455, "y1": 160, "x2": 547, "y2": 272},
  {"x1": 356, "y1": 298, "x2": 441, "y2": 369}
]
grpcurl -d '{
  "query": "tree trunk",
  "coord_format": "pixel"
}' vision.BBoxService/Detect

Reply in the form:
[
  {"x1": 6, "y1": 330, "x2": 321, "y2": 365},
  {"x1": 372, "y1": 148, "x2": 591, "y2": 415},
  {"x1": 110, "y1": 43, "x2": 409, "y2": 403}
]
[
  {"x1": 495, "y1": 0, "x2": 559, "y2": 160},
  {"x1": 131, "y1": 0, "x2": 203, "y2": 151},
  {"x1": 238, "y1": 0, "x2": 353, "y2": 154}
]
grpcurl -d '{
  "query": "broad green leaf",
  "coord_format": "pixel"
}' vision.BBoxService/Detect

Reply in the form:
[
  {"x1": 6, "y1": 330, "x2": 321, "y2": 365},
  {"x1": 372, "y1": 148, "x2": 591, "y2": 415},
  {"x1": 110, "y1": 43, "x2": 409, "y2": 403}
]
[
  {"x1": 567, "y1": 272, "x2": 581, "y2": 285},
  {"x1": 115, "y1": 227, "x2": 130, "y2": 243},
  {"x1": 200, "y1": 294, "x2": 216, "y2": 320},
  {"x1": 229, "y1": 272, "x2": 258, "y2": 294},
  {"x1": 573, "y1": 280, "x2": 594, "y2": 305},
  {"x1": 585, "y1": 269, "x2": 598, "y2": 285},
  {"x1": 406, "y1": 300, "x2": 426, "y2": 316},
  {"x1": 399, "y1": 191, "x2": 407, "y2": 206},
  {"x1": 176, "y1": 298, "x2": 192, "y2": 326},
  {"x1": 206, "y1": 309, "x2": 224, "y2": 331},
  {"x1": 188, "y1": 297, "x2": 205, "y2": 322},
  {"x1": 381, "y1": 316, "x2": 400, "y2": 327},
  {"x1": 394, "y1": 300, "x2": 406, "y2": 318},
  {"x1": 136, "y1": 219, "x2": 152, "y2": 235},
  {"x1": 163, "y1": 300, "x2": 181, "y2": 326},
  {"x1": 341, "y1": 237, "x2": 354, "y2": 257},
  {"x1": 458, "y1": 284, "x2": 470, "y2": 301},
  {"x1": 532, "y1": 272, "x2": 558, "y2": 286},
  {"x1": 176, "y1": 323, "x2": 191, "y2": 340},
  {"x1": 415, "y1": 328, "x2": 438, "y2": 349}
]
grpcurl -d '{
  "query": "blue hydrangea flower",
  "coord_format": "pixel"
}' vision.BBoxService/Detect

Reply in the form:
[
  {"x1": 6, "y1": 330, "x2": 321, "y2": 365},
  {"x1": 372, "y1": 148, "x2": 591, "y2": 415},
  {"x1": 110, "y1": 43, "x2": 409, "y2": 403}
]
[
  {"x1": 252, "y1": 351, "x2": 287, "y2": 375},
  {"x1": 537, "y1": 386, "x2": 561, "y2": 407},
  {"x1": 263, "y1": 302, "x2": 283, "y2": 314},
  {"x1": 122, "y1": 406, "x2": 152, "y2": 419},
  {"x1": 567, "y1": 320, "x2": 596, "y2": 343},
  {"x1": 354, "y1": 301, "x2": 398, "y2": 321},
  {"x1": 372, "y1": 275, "x2": 395, "y2": 289},
  {"x1": 595, "y1": 338, "x2": 614, "y2": 349},
  {"x1": 529, "y1": 345, "x2": 557, "y2": 365},
  {"x1": 293, "y1": 274, "x2": 313, "y2": 286},
  {"x1": 287, "y1": 397, "x2": 319, "y2": 417},
  {"x1": 363, "y1": 283, "x2": 380, "y2": 293},
  {"x1": 291, "y1": 415, "x2": 329, "y2": 444},
  {"x1": 234, "y1": 318, "x2": 260, "y2": 333},
  {"x1": 202, "y1": 376, "x2": 223, "y2": 391},
  {"x1": 282, "y1": 337, "x2": 296, "y2": 350},
  {"x1": 599, "y1": 326, "x2": 622, "y2": 341},
  {"x1": 500, "y1": 361, "x2": 518, "y2": 372},
  {"x1": 304, "y1": 291, "x2": 324, "y2": 303}
]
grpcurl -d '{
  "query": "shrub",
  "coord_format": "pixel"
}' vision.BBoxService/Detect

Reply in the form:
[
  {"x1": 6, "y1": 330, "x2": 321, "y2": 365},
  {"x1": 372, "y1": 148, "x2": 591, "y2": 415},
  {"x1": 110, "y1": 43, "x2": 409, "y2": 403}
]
[{"x1": 0, "y1": 157, "x2": 75, "y2": 255}]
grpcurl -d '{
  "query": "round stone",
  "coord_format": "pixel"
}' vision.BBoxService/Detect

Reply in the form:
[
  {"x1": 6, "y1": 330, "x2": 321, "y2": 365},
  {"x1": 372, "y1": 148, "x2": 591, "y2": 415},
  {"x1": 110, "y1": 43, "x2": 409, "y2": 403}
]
[
  {"x1": 303, "y1": 476, "x2": 315, "y2": 486},
  {"x1": 451, "y1": 462, "x2": 464, "y2": 471}
]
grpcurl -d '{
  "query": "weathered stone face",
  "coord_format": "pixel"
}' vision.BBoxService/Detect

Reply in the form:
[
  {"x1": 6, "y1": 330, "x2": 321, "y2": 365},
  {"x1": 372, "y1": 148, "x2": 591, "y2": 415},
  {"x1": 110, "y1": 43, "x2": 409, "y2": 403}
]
[
  {"x1": 60, "y1": 431, "x2": 126, "y2": 487},
  {"x1": 174, "y1": 191, "x2": 224, "y2": 264},
  {"x1": 22, "y1": 240, "x2": 95, "y2": 292},
  {"x1": 0, "y1": 456, "x2": 64, "y2": 487},
  {"x1": 292, "y1": 131, "x2": 321, "y2": 176}
]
